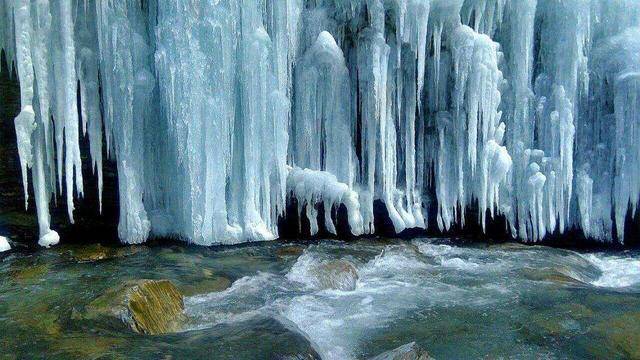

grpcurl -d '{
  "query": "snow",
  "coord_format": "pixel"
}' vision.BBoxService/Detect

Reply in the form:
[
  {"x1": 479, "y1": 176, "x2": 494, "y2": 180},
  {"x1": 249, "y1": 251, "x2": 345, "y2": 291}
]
[{"x1": 1, "y1": 0, "x2": 639, "y2": 245}]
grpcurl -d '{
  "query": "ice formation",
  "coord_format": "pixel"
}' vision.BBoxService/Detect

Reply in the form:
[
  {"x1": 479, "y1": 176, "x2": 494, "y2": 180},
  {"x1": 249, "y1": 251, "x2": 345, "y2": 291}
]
[
  {"x1": 0, "y1": 236, "x2": 10, "y2": 252},
  {"x1": 1, "y1": 0, "x2": 639, "y2": 245}
]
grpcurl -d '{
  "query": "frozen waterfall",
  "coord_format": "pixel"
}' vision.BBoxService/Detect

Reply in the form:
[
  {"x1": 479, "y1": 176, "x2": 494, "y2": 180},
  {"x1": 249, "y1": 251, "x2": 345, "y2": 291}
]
[{"x1": 1, "y1": 0, "x2": 639, "y2": 245}]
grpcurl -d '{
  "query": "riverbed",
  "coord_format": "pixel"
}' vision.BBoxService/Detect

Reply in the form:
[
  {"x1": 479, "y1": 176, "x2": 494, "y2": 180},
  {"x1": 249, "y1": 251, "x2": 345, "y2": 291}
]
[{"x1": 1, "y1": 238, "x2": 639, "y2": 359}]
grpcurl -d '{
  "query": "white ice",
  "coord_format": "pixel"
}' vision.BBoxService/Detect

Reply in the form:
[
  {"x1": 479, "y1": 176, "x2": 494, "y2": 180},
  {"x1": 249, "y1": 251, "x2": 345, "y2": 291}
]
[
  {"x1": 2, "y1": 0, "x2": 639, "y2": 245},
  {"x1": 0, "y1": 236, "x2": 10, "y2": 252}
]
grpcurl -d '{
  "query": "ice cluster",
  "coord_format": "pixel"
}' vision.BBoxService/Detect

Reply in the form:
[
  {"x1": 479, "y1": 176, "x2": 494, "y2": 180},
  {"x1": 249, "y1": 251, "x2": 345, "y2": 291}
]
[{"x1": 1, "y1": 0, "x2": 639, "y2": 245}]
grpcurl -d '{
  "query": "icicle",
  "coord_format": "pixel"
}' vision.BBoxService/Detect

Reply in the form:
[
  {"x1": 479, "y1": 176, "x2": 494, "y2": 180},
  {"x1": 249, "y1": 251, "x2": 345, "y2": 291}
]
[{"x1": 287, "y1": 167, "x2": 364, "y2": 237}]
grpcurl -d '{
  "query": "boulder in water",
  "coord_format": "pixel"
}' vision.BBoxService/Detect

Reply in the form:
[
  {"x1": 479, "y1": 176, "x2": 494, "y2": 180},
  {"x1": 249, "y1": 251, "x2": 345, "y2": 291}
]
[
  {"x1": 83, "y1": 279, "x2": 186, "y2": 335},
  {"x1": 370, "y1": 342, "x2": 434, "y2": 360},
  {"x1": 315, "y1": 260, "x2": 359, "y2": 291}
]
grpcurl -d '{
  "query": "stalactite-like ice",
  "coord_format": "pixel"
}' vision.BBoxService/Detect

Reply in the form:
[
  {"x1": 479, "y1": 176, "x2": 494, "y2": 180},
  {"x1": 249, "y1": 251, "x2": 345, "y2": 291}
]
[{"x1": 2, "y1": 0, "x2": 639, "y2": 246}]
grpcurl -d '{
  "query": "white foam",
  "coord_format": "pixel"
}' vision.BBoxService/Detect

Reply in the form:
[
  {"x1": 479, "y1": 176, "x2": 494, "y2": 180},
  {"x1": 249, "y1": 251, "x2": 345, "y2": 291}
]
[
  {"x1": 584, "y1": 254, "x2": 640, "y2": 288},
  {"x1": 441, "y1": 257, "x2": 480, "y2": 271}
]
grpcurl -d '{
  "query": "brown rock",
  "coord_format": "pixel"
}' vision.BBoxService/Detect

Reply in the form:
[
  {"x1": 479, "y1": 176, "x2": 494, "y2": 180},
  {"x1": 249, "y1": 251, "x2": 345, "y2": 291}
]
[
  {"x1": 315, "y1": 260, "x2": 359, "y2": 291},
  {"x1": 84, "y1": 279, "x2": 186, "y2": 335},
  {"x1": 70, "y1": 244, "x2": 112, "y2": 262},
  {"x1": 276, "y1": 246, "x2": 305, "y2": 258},
  {"x1": 178, "y1": 276, "x2": 232, "y2": 296}
]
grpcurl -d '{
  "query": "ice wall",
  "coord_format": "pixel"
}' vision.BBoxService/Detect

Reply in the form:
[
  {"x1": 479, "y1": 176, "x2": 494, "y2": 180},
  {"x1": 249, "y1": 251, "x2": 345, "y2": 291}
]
[{"x1": 1, "y1": 0, "x2": 639, "y2": 245}]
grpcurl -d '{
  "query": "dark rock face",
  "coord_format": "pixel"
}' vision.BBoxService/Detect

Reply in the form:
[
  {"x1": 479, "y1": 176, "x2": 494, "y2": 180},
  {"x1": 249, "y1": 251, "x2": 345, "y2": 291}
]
[{"x1": 370, "y1": 342, "x2": 434, "y2": 360}]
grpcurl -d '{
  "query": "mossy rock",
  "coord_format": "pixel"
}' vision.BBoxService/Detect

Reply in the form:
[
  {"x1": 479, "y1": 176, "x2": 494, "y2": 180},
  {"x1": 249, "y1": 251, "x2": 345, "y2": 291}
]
[
  {"x1": 114, "y1": 245, "x2": 148, "y2": 258},
  {"x1": 178, "y1": 276, "x2": 231, "y2": 296},
  {"x1": 276, "y1": 245, "x2": 305, "y2": 258},
  {"x1": 64, "y1": 244, "x2": 147, "y2": 263},
  {"x1": 69, "y1": 244, "x2": 113, "y2": 262},
  {"x1": 589, "y1": 312, "x2": 640, "y2": 359},
  {"x1": 83, "y1": 279, "x2": 186, "y2": 335},
  {"x1": 520, "y1": 266, "x2": 584, "y2": 286},
  {"x1": 11, "y1": 302, "x2": 62, "y2": 337},
  {"x1": 49, "y1": 335, "x2": 124, "y2": 359},
  {"x1": 559, "y1": 303, "x2": 593, "y2": 320},
  {"x1": 9, "y1": 262, "x2": 50, "y2": 284},
  {"x1": 519, "y1": 303, "x2": 591, "y2": 345}
]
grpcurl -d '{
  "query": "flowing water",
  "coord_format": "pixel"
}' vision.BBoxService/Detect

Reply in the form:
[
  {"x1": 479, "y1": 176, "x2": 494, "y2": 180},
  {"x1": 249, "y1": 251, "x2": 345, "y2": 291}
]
[{"x1": 2, "y1": 238, "x2": 640, "y2": 359}]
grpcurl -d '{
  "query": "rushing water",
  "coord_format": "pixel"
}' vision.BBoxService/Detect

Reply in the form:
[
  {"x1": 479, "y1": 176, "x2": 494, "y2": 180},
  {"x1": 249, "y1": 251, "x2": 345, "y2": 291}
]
[{"x1": 1, "y1": 238, "x2": 640, "y2": 359}]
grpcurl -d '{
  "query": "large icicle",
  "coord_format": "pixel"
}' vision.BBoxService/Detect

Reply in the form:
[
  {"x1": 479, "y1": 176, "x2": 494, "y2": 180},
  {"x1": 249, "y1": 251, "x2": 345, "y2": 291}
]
[{"x1": 96, "y1": 0, "x2": 153, "y2": 244}]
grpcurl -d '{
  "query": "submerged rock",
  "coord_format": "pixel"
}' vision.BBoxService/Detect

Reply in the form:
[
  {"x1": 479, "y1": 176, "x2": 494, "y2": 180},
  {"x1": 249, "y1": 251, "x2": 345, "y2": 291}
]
[
  {"x1": 9, "y1": 261, "x2": 50, "y2": 284},
  {"x1": 69, "y1": 244, "x2": 112, "y2": 262},
  {"x1": 11, "y1": 302, "x2": 62, "y2": 337},
  {"x1": 174, "y1": 315, "x2": 321, "y2": 359},
  {"x1": 49, "y1": 335, "x2": 123, "y2": 359},
  {"x1": 519, "y1": 302, "x2": 593, "y2": 345},
  {"x1": 520, "y1": 266, "x2": 585, "y2": 286},
  {"x1": 65, "y1": 244, "x2": 147, "y2": 263},
  {"x1": 83, "y1": 279, "x2": 186, "y2": 335},
  {"x1": 276, "y1": 245, "x2": 305, "y2": 258},
  {"x1": 370, "y1": 342, "x2": 434, "y2": 360},
  {"x1": 589, "y1": 312, "x2": 640, "y2": 359},
  {"x1": 178, "y1": 276, "x2": 231, "y2": 296},
  {"x1": 315, "y1": 260, "x2": 359, "y2": 291}
]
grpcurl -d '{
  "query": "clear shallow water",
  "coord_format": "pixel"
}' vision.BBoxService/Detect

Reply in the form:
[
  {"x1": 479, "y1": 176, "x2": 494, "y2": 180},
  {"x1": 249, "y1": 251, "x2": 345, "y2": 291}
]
[{"x1": 1, "y1": 238, "x2": 640, "y2": 359}]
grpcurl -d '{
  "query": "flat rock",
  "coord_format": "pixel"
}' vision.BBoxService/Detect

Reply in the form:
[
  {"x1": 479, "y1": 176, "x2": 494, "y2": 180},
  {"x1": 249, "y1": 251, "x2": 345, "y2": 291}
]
[
  {"x1": 370, "y1": 342, "x2": 434, "y2": 360},
  {"x1": 83, "y1": 279, "x2": 186, "y2": 335}
]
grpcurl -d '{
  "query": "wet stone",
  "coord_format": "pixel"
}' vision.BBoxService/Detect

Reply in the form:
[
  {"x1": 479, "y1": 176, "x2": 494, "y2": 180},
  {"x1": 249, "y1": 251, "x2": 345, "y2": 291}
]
[
  {"x1": 276, "y1": 245, "x2": 305, "y2": 258},
  {"x1": 315, "y1": 259, "x2": 359, "y2": 291},
  {"x1": 9, "y1": 261, "x2": 50, "y2": 284},
  {"x1": 178, "y1": 276, "x2": 232, "y2": 297},
  {"x1": 520, "y1": 266, "x2": 585, "y2": 286},
  {"x1": 369, "y1": 342, "x2": 434, "y2": 360},
  {"x1": 83, "y1": 279, "x2": 186, "y2": 335},
  {"x1": 63, "y1": 244, "x2": 147, "y2": 263},
  {"x1": 589, "y1": 312, "x2": 640, "y2": 359}
]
